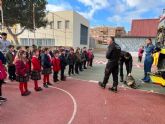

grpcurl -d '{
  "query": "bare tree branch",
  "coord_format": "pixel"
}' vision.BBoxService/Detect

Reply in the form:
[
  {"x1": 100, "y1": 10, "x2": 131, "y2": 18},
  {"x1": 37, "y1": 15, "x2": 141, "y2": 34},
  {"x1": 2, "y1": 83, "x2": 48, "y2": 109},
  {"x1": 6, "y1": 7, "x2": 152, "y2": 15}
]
[{"x1": 6, "y1": 27, "x2": 26, "y2": 36}]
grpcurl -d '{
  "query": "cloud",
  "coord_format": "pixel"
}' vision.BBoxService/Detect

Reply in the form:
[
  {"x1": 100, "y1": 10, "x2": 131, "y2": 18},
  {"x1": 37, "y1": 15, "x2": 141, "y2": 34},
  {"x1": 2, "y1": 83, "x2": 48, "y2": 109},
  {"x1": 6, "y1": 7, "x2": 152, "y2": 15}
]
[
  {"x1": 124, "y1": 0, "x2": 165, "y2": 10},
  {"x1": 77, "y1": 0, "x2": 110, "y2": 19},
  {"x1": 46, "y1": 2, "x2": 72, "y2": 12},
  {"x1": 107, "y1": 0, "x2": 165, "y2": 29}
]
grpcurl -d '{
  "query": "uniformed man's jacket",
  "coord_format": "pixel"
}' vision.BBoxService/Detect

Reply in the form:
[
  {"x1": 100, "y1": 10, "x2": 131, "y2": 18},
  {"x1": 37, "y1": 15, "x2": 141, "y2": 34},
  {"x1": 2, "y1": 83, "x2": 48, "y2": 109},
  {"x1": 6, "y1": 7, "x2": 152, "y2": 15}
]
[{"x1": 106, "y1": 42, "x2": 121, "y2": 63}]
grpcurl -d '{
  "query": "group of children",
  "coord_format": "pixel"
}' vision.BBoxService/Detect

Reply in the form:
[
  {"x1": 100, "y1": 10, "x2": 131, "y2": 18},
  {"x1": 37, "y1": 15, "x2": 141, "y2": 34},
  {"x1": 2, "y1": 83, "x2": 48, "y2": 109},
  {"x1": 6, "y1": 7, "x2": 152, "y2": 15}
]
[{"x1": 0, "y1": 45, "x2": 94, "y2": 104}]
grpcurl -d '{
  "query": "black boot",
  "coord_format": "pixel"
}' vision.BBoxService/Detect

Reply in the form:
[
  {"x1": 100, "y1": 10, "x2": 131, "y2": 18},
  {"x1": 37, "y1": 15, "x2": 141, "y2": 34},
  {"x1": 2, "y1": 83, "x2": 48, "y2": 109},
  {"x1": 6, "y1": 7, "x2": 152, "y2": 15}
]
[
  {"x1": 21, "y1": 91, "x2": 31, "y2": 96},
  {"x1": 35, "y1": 87, "x2": 43, "y2": 92},
  {"x1": 43, "y1": 83, "x2": 49, "y2": 88},
  {"x1": 109, "y1": 87, "x2": 117, "y2": 93},
  {"x1": 47, "y1": 82, "x2": 53, "y2": 86},
  {"x1": 98, "y1": 82, "x2": 106, "y2": 89},
  {"x1": 120, "y1": 76, "x2": 124, "y2": 82}
]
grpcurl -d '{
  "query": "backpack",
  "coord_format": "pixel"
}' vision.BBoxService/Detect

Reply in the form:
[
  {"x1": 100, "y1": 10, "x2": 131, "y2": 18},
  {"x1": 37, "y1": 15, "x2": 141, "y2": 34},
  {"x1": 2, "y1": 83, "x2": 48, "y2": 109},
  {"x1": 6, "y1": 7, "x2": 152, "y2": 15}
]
[
  {"x1": 0, "y1": 60, "x2": 7, "y2": 80},
  {"x1": 124, "y1": 75, "x2": 137, "y2": 89}
]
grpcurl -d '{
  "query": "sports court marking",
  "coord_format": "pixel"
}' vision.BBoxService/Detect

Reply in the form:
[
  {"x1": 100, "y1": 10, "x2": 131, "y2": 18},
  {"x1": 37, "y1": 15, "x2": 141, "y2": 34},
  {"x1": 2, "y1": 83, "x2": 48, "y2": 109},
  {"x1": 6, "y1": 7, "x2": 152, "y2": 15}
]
[
  {"x1": 69, "y1": 77, "x2": 165, "y2": 95},
  {"x1": 50, "y1": 86, "x2": 77, "y2": 124}
]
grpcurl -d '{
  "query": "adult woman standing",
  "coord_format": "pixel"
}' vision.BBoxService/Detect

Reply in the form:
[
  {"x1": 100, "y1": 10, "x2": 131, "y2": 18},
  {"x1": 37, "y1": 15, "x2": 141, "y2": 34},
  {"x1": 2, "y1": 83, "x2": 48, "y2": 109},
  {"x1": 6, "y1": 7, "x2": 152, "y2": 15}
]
[{"x1": 142, "y1": 38, "x2": 155, "y2": 83}]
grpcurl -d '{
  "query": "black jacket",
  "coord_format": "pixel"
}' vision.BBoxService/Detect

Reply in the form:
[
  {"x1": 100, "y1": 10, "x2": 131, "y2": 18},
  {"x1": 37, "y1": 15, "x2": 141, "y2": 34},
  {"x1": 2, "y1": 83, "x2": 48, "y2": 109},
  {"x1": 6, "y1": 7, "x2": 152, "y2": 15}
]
[
  {"x1": 106, "y1": 42, "x2": 121, "y2": 63},
  {"x1": 81, "y1": 51, "x2": 88, "y2": 61},
  {"x1": 59, "y1": 54, "x2": 67, "y2": 69},
  {"x1": 67, "y1": 53, "x2": 75, "y2": 65},
  {"x1": 120, "y1": 51, "x2": 133, "y2": 73},
  {"x1": 120, "y1": 51, "x2": 133, "y2": 63}
]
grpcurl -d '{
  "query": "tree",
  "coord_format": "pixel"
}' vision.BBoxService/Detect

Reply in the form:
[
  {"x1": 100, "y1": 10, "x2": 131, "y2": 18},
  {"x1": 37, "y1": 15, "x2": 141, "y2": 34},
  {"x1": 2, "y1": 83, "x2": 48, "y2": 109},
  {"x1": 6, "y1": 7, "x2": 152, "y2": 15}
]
[{"x1": 1, "y1": 0, "x2": 48, "y2": 44}]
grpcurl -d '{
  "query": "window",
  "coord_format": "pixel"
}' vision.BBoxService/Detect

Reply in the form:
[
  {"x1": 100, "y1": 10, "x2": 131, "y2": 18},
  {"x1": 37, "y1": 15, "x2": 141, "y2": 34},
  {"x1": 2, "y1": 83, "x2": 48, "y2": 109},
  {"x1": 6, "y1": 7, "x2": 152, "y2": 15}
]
[
  {"x1": 50, "y1": 21, "x2": 54, "y2": 29},
  {"x1": 80, "y1": 24, "x2": 88, "y2": 45},
  {"x1": 20, "y1": 38, "x2": 55, "y2": 46},
  {"x1": 57, "y1": 21, "x2": 62, "y2": 29},
  {"x1": 65, "y1": 20, "x2": 70, "y2": 29}
]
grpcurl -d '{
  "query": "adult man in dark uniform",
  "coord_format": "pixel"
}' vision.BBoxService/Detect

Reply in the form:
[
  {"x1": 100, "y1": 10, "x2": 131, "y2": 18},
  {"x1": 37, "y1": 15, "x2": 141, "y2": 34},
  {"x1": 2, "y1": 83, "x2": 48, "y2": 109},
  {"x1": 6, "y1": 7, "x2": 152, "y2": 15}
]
[
  {"x1": 99, "y1": 37, "x2": 121, "y2": 92},
  {"x1": 120, "y1": 51, "x2": 133, "y2": 82}
]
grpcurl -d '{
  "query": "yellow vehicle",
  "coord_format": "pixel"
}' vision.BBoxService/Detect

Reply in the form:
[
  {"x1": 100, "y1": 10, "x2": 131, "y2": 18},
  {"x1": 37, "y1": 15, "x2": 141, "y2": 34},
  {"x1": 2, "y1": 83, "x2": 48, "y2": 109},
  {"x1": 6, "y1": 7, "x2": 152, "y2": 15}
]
[
  {"x1": 149, "y1": 10, "x2": 165, "y2": 86},
  {"x1": 150, "y1": 49, "x2": 165, "y2": 86}
]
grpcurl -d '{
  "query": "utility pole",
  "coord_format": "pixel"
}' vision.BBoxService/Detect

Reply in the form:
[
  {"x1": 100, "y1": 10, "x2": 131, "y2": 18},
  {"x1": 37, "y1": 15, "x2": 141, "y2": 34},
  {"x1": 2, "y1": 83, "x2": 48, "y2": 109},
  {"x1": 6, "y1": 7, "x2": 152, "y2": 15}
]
[
  {"x1": 33, "y1": 3, "x2": 36, "y2": 45},
  {"x1": 65, "y1": 24, "x2": 66, "y2": 46},
  {"x1": 52, "y1": 12, "x2": 55, "y2": 46},
  {"x1": 0, "y1": 0, "x2": 4, "y2": 31}
]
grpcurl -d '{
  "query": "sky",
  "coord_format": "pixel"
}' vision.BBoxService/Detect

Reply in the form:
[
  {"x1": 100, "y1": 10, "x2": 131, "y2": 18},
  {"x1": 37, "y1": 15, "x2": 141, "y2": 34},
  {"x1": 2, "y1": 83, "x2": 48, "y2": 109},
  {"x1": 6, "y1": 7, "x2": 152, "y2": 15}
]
[{"x1": 47, "y1": 0, "x2": 165, "y2": 31}]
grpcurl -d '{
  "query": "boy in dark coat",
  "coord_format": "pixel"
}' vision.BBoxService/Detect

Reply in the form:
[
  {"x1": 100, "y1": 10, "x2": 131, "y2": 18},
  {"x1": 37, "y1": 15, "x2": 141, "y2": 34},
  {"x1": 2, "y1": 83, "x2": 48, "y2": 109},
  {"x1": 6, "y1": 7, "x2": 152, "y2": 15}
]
[
  {"x1": 6, "y1": 45, "x2": 16, "y2": 81},
  {"x1": 81, "y1": 47, "x2": 88, "y2": 69},
  {"x1": 75, "y1": 48, "x2": 81, "y2": 74},
  {"x1": 59, "y1": 49, "x2": 67, "y2": 81},
  {"x1": 67, "y1": 48, "x2": 75, "y2": 76}
]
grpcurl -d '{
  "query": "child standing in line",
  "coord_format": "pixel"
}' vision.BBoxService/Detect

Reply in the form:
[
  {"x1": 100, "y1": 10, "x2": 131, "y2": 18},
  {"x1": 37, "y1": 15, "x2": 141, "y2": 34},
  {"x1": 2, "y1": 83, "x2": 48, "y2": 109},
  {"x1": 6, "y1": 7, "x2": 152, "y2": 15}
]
[
  {"x1": 15, "y1": 50, "x2": 31, "y2": 96},
  {"x1": 6, "y1": 45, "x2": 16, "y2": 81},
  {"x1": 67, "y1": 48, "x2": 75, "y2": 76},
  {"x1": 25, "y1": 46, "x2": 31, "y2": 77},
  {"x1": 52, "y1": 50, "x2": 61, "y2": 83},
  {"x1": 75, "y1": 48, "x2": 81, "y2": 74},
  {"x1": 41, "y1": 48, "x2": 52, "y2": 88},
  {"x1": 81, "y1": 47, "x2": 88, "y2": 69},
  {"x1": 0, "y1": 60, "x2": 7, "y2": 103},
  {"x1": 59, "y1": 49, "x2": 67, "y2": 81},
  {"x1": 31, "y1": 49, "x2": 42, "y2": 91},
  {"x1": 87, "y1": 49, "x2": 94, "y2": 67}
]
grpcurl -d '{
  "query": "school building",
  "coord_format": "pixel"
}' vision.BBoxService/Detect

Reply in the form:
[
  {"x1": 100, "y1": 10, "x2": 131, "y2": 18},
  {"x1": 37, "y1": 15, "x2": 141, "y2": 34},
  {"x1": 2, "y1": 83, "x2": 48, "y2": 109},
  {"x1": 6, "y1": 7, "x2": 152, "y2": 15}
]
[{"x1": 5, "y1": 11, "x2": 90, "y2": 48}]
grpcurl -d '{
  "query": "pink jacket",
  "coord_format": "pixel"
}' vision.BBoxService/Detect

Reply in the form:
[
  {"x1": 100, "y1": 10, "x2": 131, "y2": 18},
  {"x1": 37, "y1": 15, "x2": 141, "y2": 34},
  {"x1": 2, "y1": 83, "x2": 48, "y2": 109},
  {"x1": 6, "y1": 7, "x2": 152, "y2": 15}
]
[{"x1": 138, "y1": 48, "x2": 144, "y2": 57}]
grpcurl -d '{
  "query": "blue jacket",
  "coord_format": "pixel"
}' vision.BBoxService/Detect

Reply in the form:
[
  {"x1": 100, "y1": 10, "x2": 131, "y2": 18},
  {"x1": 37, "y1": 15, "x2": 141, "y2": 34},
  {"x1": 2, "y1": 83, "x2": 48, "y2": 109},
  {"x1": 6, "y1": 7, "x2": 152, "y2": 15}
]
[
  {"x1": 0, "y1": 51, "x2": 6, "y2": 64},
  {"x1": 41, "y1": 54, "x2": 51, "y2": 68},
  {"x1": 145, "y1": 44, "x2": 155, "y2": 57}
]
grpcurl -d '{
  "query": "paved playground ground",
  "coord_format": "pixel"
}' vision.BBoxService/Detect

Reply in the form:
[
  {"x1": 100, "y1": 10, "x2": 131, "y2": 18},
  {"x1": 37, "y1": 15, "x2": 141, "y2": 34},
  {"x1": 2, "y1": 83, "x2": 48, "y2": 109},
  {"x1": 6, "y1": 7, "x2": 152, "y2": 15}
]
[{"x1": 1, "y1": 51, "x2": 165, "y2": 124}]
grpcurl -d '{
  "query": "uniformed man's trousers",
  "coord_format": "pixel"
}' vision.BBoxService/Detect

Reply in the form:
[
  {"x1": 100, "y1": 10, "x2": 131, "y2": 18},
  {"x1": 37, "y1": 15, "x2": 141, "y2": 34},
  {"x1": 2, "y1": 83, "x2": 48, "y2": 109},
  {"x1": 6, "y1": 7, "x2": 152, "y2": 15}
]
[{"x1": 102, "y1": 62, "x2": 119, "y2": 87}]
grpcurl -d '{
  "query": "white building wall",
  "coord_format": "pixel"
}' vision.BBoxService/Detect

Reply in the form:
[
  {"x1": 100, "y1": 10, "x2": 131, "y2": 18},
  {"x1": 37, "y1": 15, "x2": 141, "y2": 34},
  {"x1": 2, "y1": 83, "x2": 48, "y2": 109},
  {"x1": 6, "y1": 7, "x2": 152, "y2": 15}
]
[
  {"x1": 52, "y1": 11, "x2": 74, "y2": 47},
  {"x1": 16, "y1": 11, "x2": 89, "y2": 47}
]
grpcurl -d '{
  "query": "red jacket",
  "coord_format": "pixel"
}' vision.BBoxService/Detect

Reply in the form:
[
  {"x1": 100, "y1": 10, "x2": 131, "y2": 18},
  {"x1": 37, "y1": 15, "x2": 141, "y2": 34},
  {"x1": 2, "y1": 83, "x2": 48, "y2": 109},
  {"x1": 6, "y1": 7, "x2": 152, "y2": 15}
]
[
  {"x1": 26, "y1": 60, "x2": 31, "y2": 71},
  {"x1": 31, "y1": 56, "x2": 41, "y2": 71},
  {"x1": 52, "y1": 57, "x2": 61, "y2": 72},
  {"x1": 15, "y1": 60, "x2": 27, "y2": 76}
]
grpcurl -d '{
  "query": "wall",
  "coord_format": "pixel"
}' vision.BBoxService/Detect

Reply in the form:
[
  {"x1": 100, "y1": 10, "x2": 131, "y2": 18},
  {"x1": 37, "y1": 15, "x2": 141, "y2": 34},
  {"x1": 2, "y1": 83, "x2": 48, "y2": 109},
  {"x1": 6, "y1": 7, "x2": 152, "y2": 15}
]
[
  {"x1": 16, "y1": 11, "x2": 89, "y2": 48},
  {"x1": 17, "y1": 11, "x2": 74, "y2": 47},
  {"x1": 52, "y1": 11, "x2": 74, "y2": 47},
  {"x1": 73, "y1": 12, "x2": 89, "y2": 48},
  {"x1": 94, "y1": 37, "x2": 156, "y2": 52}
]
